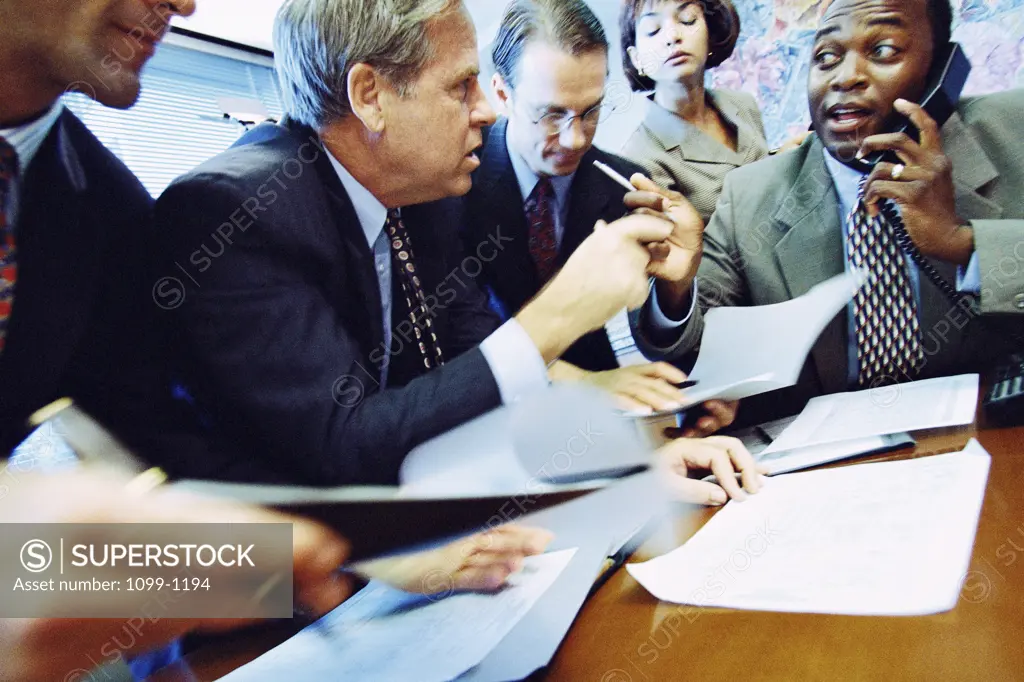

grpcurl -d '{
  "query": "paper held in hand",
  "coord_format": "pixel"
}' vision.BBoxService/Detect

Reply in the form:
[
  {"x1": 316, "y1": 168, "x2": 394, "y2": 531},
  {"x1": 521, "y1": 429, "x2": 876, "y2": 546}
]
[{"x1": 633, "y1": 270, "x2": 866, "y2": 418}]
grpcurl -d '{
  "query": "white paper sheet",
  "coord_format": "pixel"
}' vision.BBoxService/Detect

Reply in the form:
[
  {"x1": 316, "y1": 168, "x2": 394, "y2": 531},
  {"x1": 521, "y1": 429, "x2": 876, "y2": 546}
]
[
  {"x1": 762, "y1": 374, "x2": 979, "y2": 454},
  {"x1": 755, "y1": 433, "x2": 914, "y2": 475},
  {"x1": 627, "y1": 271, "x2": 864, "y2": 418},
  {"x1": 220, "y1": 549, "x2": 577, "y2": 682},
  {"x1": 628, "y1": 442, "x2": 991, "y2": 615}
]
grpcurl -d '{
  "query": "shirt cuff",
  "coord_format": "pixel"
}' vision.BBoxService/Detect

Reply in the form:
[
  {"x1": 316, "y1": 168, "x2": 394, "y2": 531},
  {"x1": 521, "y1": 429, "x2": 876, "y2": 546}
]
[
  {"x1": 480, "y1": 319, "x2": 551, "y2": 404},
  {"x1": 648, "y1": 279, "x2": 698, "y2": 330},
  {"x1": 957, "y1": 252, "x2": 981, "y2": 294}
]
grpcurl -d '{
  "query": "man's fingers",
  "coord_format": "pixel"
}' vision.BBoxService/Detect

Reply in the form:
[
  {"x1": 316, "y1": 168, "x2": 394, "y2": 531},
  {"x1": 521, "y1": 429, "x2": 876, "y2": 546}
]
[
  {"x1": 702, "y1": 400, "x2": 739, "y2": 432},
  {"x1": 647, "y1": 241, "x2": 672, "y2": 261},
  {"x1": 464, "y1": 526, "x2": 553, "y2": 557},
  {"x1": 663, "y1": 475, "x2": 729, "y2": 506},
  {"x1": 894, "y1": 98, "x2": 942, "y2": 152},
  {"x1": 619, "y1": 381, "x2": 685, "y2": 412},
  {"x1": 863, "y1": 179, "x2": 921, "y2": 216},
  {"x1": 704, "y1": 447, "x2": 748, "y2": 501},
  {"x1": 453, "y1": 566, "x2": 512, "y2": 592},
  {"x1": 706, "y1": 436, "x2": 762, "y2": 494},
  {"x1": 609, "y1": 214, "x2": 674, "y2": 244},
  {"x1": 629, "y1": 173, "x2": 685, "y2": 203},
  {"x1": 640, "y1": 362, "x2": 690, "y2": 384},
  {"x1": 857, "y1": 132, "x2": 923, "y2": 166},
  {"x1": 624, "y1": 190, "x2": 668, "y2": 212}
]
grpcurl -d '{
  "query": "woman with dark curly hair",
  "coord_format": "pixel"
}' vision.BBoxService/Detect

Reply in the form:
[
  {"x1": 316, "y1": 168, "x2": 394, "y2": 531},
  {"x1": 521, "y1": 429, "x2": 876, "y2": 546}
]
[{"x1": 619, "y1": 0, "x2": 771, "y2": 223}]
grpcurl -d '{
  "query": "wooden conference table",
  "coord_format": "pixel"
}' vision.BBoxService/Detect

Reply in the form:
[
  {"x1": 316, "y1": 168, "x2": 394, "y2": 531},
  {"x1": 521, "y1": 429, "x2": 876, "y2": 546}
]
[{"x1": 152, "y1": 409, "x2": 1024, "y2": 682}]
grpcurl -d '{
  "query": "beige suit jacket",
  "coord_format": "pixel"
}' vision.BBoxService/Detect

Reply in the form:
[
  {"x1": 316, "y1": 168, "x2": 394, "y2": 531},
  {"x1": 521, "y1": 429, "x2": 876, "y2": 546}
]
[
  {"x1": 633, "y1": 89, "x2": 1024, "y2": 422},
  {"x1": 621, "y1": 89, "x2": 769, "y2": 223}
]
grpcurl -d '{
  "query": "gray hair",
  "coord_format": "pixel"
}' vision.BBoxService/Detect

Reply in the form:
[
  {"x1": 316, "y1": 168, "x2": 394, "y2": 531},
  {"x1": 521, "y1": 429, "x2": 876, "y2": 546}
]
[{"x1": 274, "y1": 0, "x2": 462, "y2": 128}]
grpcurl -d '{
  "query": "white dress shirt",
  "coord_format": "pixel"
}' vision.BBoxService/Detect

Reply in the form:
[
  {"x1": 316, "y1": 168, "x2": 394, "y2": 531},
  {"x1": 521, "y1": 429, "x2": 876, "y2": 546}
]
[
  {"x1": 0, "y1": 103, "x2": 64, "y2": 229},
  {"x1": 324, "y1": 147, "x2": 549, "y2": 403}
]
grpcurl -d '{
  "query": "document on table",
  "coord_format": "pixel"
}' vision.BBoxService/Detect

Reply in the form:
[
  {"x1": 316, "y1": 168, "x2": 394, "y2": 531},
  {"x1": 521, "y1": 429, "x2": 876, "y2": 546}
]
[
  {"x1": 220, "y1": 549, "x2": 577, "y2": 682},
  {"x1": 631, "y1": 271, "x2": 864, "y2": 418},
  {"x1": 762, "y1": 374, "x2": 979, "y2": 455},
  {"x1": 628, "y1": 441, "x2": 991, "y2": 615}
]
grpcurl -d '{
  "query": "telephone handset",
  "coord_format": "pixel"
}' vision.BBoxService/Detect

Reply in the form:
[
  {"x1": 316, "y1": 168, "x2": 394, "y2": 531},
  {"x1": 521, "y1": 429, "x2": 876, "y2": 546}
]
[{"x1": 851, "y1": 42, "x2": 976, "y2": 312}]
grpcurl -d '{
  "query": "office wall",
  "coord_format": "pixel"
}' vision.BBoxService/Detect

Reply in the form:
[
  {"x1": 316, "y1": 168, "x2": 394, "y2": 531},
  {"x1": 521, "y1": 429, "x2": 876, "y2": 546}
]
[{"x1": 468, "y1": 0, "x2": 1024, "y2": 151}]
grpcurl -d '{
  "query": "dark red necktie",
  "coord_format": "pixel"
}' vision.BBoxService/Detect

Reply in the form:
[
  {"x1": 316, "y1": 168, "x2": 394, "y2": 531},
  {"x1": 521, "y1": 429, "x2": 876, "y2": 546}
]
[
  {"x1": 0, "y1": 136, "x2": 19, "y2": 355},
  {"x1": 385, "y1": 209, "x2": 445, "y2": 371},
  {"x1": 525, "y1": 178, "x2": 559, "y2": 283}
]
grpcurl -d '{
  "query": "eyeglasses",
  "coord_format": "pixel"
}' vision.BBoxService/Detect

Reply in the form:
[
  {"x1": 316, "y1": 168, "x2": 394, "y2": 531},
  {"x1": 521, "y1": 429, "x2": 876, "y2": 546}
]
[{"x1": 520, "y1": 99, "x2": 616, "y2": 136}]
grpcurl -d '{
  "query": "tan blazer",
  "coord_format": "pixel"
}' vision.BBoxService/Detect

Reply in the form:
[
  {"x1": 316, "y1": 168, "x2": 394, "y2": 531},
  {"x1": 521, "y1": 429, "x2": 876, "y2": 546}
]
[
  {"x1": 632, "y1": 89, "x2": 1024, "y2": 423},
  {"x1": 621, "y1": 89, "x2": 769, "y2": 223}
]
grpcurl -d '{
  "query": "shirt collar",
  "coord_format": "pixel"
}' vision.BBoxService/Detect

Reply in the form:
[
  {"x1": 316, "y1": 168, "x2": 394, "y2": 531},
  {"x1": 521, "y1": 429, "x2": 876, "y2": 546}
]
[
  {"x1": 324, "y1": 145, "x2": 389, "y2": 248},
  {"x1": 0, "y1": 102, "x2": 64, "y2": 175},
  {"x1": 504, "y1": 130, "x2": 574, "y2": 211},
  {"x1": 822, "y1": 147, "x2": 866, "y2": 220}
]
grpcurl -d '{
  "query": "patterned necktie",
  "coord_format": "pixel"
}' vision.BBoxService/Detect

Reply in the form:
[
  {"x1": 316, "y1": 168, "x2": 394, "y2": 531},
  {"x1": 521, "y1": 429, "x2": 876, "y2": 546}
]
[
  {"x1": 0, "y1": 136, "x2": 19, "y2": 355},
  {"x1": 847, "y1": 179, "x2": 925, "y2": 387},
  {"x1": 384, "y1": 209, "x2": 445, "y2": 371},
  {"x1": 525, "y1": 178, "x2": 559, "y2": 283}
]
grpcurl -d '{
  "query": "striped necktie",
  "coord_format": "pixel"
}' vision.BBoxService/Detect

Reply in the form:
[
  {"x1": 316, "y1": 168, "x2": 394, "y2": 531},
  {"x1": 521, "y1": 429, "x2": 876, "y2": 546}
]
[
  {"x1": 847, "y1": 178, "x2": 925, "y2": 387},
  {"x1": 385, "y1": 209, "x2": 445, "y2": 371},
  {"x1": 0, "y1": 136, "x2": 19, "y2": 355}
]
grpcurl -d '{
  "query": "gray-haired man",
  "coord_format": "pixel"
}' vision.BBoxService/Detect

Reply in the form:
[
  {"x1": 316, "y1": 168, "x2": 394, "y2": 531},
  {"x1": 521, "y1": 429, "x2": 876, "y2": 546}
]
[{"x1": 153, "y1": 0, "x2": 696, "y2": 486}]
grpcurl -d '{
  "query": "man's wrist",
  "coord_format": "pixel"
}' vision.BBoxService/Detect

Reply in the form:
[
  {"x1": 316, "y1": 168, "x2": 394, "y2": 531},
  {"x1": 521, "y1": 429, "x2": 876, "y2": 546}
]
[
  {"x1": 950, "y1": 223, "x2": 975, "y2": 267},
  {"x1": 516, "y1": 296, "x2": 577, "y2": 365},
  {"x1": 654, "y1": 279, "x2": 694, "y2": 320}
]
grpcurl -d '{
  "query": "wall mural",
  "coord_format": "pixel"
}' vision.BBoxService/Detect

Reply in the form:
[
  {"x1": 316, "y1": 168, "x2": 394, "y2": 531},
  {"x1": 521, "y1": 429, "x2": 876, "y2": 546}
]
[{"x1": 715, "y1": 0, "x2": 1024, "y2": 146}]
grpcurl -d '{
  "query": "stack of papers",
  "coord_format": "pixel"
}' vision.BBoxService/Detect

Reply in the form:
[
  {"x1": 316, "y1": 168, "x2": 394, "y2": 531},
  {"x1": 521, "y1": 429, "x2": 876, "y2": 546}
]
[
  {"x1": 761, "y1": 374, "x2": 979, "y2": 455},
  {"x1": 221, "y1": 550, "x2": 578, "y2": 682},
  {"x1": 628, "y1": 440, "x2": 991, "y2": 615}
]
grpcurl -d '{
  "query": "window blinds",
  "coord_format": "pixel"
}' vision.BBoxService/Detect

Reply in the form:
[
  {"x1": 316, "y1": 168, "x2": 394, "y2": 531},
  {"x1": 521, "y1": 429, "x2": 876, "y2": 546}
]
[{"x1": 64, "y1": 39, "x2": 283, "y2": 198}]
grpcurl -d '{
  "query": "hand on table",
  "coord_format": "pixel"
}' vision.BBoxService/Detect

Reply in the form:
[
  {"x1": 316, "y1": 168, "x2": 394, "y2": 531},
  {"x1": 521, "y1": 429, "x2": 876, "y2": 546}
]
[
  {"x1": 655, "y1": 436, "x2": 767, "y2": 506},
  {"x1": 354, "y1": 525, "x2": 554, "y2": 595}
]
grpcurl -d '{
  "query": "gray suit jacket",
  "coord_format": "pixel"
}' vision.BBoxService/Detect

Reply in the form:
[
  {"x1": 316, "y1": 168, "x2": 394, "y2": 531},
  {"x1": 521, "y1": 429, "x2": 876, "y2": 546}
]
[
  {"x1": 621, "y1": 89, "x2": 769, "y2": 223},
  {"x1": 633, "y1": 89, "x2": 1024, "y2": 422}
]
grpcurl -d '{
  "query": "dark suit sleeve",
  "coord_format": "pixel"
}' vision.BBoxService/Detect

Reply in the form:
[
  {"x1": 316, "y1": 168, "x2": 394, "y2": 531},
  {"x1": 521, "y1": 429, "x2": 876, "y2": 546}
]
[
  {"x1": 155, "y1": 176, "x2": 502, "y2": 485},
  {"x1": 630, "y1": 170, "x2": 750, "y2": 361},
  {"x1": 434, "y1": 203, "x2": 502, "y2": 356}
]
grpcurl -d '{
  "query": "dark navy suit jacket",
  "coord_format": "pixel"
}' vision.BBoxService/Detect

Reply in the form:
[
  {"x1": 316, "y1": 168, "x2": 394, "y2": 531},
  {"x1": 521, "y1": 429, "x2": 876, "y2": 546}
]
[
  {"x1": 462, "y1": 118, "x2": 645, "y2": 371},
  {"x1": 0, "y1": 110, "x2": 203, "y2": 461},
  {"x1": 154, "y1": 119, "x2": 504, "y2": 485}
]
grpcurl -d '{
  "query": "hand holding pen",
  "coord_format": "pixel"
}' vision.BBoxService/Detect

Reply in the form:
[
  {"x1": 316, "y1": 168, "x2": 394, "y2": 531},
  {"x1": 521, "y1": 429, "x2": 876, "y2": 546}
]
[{"x1": 593, "y1": 161, "x2": 705, "y2": 284}]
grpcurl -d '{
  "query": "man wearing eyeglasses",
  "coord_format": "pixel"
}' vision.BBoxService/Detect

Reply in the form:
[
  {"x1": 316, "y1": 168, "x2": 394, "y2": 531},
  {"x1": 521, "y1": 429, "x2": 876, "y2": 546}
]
[{"x1": 462, "y1": 0, "x2": 727, "y2": 419}]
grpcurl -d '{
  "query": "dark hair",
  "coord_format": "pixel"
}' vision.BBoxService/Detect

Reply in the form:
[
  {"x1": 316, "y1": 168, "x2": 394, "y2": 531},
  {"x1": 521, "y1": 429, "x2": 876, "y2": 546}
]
[
  {"x1": 492, "y1": 0, "x2": 609, "y2": 89},
  {"x1": 926, "y1": 0, "x2": 953, "y2": 56},
  {"x1": 620, "y1": 0, "x2": 741, "y2": 92}
]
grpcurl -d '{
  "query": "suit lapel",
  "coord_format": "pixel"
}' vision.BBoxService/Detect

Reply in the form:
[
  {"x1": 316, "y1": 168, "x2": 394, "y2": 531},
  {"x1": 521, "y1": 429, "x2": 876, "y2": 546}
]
[
  {"x1": 944, "y1": 113, "x2": 1003, "y2": 221},
  {"x1": 0, "y1": 115, "x2": 100, "y2": 407},
  {"x1": 562, "y1": 149, "x2": 612, "y2": 260},
  {"x1": 303, "y1": 121, "x2": 385, "y2": 352},
  {"x1": 772, "y1": 138, "x2": 849, "y2": 393},
  {"x1": 474, "y1": 119, "x2": 538, "y2": 302},
  {"x1": 915, "y1": 113, "x2": 1004, "y2": 368}
]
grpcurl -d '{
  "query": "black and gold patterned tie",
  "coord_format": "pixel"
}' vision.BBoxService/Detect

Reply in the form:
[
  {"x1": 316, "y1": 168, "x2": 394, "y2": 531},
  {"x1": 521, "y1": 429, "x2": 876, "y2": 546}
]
[
  {"x1": 847, "y1": 179, "x2": 924, "y2": 387},
  {"x1": 385, "y1": 209, "x2": 445, "y2": 371},
  {"x1": 0, "y1": 137, "x2": 19, "y2": 355}
]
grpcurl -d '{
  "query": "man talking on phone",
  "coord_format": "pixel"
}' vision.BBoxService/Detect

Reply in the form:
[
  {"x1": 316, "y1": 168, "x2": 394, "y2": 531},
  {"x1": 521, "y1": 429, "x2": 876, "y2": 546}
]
[{"x1": 631, "y1": 0, "x2": 1024, "y2": 424}]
